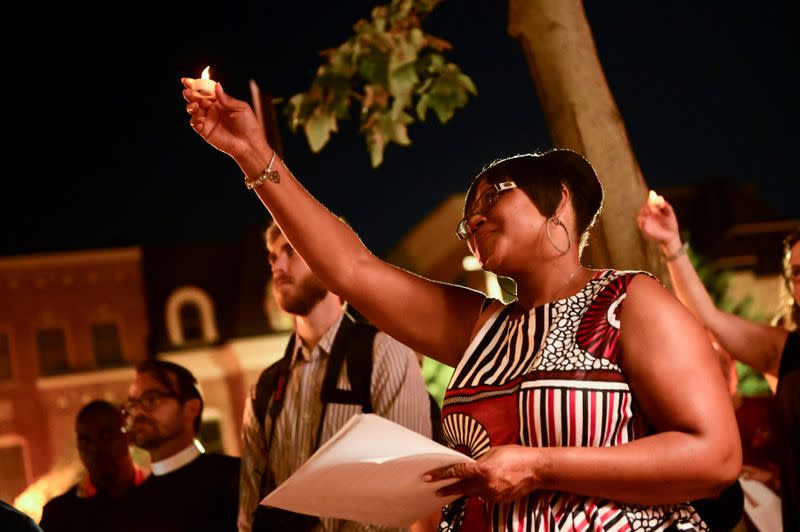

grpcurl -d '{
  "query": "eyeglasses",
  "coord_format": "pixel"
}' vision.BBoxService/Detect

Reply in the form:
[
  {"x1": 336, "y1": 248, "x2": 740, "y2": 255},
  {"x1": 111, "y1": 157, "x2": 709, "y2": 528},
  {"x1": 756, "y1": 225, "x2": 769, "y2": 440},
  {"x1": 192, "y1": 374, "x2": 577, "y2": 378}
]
[
  {"x1": 122, "y1": 391, "x2": 179, "y2": 415},
  {"x1": 456, "y1": 181, "x2": 517, "y2": 240}
]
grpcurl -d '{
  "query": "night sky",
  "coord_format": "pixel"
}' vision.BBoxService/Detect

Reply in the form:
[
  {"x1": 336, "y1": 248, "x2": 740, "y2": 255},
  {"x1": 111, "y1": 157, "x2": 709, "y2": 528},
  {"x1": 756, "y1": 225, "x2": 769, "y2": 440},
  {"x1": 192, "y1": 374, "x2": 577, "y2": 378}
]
[{"x1": 7, "y1": 1, "x2": 798, "y2": 259}]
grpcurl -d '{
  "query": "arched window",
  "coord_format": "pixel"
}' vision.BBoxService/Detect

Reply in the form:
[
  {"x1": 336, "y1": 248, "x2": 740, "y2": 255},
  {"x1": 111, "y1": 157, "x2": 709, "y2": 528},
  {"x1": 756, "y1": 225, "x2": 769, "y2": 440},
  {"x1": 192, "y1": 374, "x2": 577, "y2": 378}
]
[
  {"x1": 165, "y1": 286, "x2": 219, "y2": 346},
  {"x1": 179, "y1": 303, "x2": 204, "y2": 342}
]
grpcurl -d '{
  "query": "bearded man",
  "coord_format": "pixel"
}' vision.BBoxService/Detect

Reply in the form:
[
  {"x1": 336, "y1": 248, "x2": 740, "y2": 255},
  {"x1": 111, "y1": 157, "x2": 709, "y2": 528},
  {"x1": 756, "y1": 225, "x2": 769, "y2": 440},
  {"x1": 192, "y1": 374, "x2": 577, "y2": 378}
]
[
  {"x1": 239, "y1": 221, "x2": 433, "y2": 532},
  {"x1": 124, "y1": 359, "x2": 240, "y2": 532}
]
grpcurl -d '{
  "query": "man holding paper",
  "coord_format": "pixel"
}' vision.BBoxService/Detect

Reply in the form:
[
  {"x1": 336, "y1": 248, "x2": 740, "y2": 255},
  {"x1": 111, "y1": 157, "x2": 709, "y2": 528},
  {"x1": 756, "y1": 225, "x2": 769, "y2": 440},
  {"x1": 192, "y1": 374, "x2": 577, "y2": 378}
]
[{"x1": 238, "y1": 221, "x2": 433, "y2": 532}]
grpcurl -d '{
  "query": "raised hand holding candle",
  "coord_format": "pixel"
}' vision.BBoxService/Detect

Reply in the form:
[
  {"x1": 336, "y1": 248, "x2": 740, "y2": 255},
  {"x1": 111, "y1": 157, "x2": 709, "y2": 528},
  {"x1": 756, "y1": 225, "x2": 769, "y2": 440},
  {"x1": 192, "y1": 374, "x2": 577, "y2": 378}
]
[
  {"x1": 647, "y1": 190, "x2": 665, "y2": 212},
  {"x1": 192, "y1": 66, "x2": 217, "y2": 99}
]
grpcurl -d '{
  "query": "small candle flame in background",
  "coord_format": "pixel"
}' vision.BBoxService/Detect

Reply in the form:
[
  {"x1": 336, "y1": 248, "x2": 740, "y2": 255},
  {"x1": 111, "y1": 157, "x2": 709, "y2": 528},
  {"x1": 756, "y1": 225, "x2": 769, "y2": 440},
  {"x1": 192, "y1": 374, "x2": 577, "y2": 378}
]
[{"x1": 201, "y1": 66, "x2": 211, "y2": 80}]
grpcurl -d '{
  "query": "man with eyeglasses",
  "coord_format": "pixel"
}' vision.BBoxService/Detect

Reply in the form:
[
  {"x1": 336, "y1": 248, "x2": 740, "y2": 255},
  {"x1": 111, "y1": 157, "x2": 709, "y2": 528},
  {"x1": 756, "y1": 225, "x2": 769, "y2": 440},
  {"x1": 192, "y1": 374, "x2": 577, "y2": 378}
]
[{"x1": 121, "y1": 359, "x2": 240, "y2": 532}]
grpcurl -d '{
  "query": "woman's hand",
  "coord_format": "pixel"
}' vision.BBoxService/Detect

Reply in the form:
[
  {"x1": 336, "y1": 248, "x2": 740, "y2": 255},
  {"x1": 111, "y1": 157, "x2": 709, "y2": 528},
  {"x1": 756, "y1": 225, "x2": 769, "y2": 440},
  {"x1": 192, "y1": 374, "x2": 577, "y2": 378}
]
[
  {"x1": 181, "y1": 79, "x2": 269, "y2": 162},
  {"x1": 424, "y1": 446, "x2": 544, "y2": 504},
  {"x1": 636, "y1": 198, "x2": 682, "y2": 253}
]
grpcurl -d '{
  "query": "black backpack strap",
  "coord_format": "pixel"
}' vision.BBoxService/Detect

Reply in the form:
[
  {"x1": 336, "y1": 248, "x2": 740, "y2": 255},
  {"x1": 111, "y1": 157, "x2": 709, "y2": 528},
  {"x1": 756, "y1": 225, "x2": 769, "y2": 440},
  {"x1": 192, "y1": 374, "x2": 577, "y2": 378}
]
[
  {"x1": 320, "y1": 312, "x2": 376, "y2": 413},
  {"x1": 312, "y1": 311, "x2": 377, "y2": 448},
  {"x1": 343, "y1": 321, "x2": 376, "y2": 414},
  {"x1": 252, "y1": 334, "x2": 296, "y2": 498},
  {"x1": 253, "y1": 334, "x2": 296, "y2": 429}
]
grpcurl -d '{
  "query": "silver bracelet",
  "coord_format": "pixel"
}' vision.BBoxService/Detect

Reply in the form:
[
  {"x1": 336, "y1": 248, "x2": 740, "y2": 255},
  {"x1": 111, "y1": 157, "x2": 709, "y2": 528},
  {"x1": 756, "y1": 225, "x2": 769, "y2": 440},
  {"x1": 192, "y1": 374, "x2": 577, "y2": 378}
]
[
  {"x1": 244, "y1": 151, "x2": 280, "y2": 189},
  {"x1": 663, "y1": 241, "x2": 689, "y2": 262}
]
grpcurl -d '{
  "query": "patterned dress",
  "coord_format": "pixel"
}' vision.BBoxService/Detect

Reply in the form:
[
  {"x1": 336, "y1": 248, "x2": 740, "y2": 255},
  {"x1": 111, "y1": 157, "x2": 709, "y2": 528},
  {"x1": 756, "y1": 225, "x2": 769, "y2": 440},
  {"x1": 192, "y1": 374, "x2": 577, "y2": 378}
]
[{"x1": 440, "y1": 270, "x2": 707, "y2": 532}]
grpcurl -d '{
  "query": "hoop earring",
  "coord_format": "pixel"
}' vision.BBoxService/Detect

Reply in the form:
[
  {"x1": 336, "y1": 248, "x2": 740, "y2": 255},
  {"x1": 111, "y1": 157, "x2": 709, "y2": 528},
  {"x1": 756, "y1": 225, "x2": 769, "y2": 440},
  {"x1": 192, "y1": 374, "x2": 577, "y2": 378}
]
[{"x1": 546, "y1": 217, "x2": 571, "y2": 254}]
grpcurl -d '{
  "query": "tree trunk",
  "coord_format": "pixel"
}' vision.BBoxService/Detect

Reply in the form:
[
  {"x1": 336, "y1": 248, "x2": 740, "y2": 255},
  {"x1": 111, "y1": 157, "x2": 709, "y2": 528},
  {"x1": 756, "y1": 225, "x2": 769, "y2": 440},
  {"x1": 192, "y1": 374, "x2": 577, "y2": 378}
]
[{"x1": 508, "y1": 0, "x2": 662, "y2": 273}]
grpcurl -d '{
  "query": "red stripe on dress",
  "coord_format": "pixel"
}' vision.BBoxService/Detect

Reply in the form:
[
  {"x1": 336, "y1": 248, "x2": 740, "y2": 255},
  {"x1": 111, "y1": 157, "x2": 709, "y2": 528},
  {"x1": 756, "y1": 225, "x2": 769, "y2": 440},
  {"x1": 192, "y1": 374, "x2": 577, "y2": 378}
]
[
  {"x1": 515, "y1": 495, "x2": 526, "y2": 532},
  {"x1": 598, "y1": 506, "x2": 620, "y2": 526}
]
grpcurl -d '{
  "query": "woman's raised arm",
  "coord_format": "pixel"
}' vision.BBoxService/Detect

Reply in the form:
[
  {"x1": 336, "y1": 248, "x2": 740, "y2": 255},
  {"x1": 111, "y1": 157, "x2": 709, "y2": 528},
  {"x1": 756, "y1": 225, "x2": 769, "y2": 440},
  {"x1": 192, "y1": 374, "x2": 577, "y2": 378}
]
[
  {"x1": 182, "y1": 80, "x2": 485, "y2": 366},
  {"x1": 637, "y1": 199, "x2": 787, "y2": 377}
]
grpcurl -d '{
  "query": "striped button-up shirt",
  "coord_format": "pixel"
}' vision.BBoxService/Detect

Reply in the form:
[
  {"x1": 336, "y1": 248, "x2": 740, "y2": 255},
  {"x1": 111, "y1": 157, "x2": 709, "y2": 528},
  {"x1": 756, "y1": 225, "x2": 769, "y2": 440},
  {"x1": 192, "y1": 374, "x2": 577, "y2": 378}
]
[{"x1": 239, "y1": 314, "x2": 433, "y2": 532}]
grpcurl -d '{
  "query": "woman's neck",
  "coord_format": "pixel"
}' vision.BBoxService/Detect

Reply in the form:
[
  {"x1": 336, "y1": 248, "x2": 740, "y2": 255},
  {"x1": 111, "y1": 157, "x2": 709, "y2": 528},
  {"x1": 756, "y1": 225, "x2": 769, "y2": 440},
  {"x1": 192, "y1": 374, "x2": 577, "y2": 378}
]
[{"x1": 514, "y1": 262, "x2": 591, "y2": 310}]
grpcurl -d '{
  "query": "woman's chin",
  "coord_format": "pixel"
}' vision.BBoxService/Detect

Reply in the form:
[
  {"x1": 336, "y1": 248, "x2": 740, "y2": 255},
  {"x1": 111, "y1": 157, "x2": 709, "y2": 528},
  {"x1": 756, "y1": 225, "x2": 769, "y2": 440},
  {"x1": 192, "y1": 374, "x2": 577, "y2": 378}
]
[{"x1": 478, "y1": 254, "x2": 501, "y2": 275}]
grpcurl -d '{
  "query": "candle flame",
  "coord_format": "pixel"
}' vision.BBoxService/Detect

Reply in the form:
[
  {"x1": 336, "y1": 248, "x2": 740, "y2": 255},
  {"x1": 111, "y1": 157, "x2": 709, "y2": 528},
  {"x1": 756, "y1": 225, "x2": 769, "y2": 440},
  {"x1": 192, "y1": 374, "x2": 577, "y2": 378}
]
[
  {"x1": 201, "y1": 66, "x2": 211, "y2": 80},
  {"x1": 647, "y1": 190, "x2": 665, "y2": 211}
]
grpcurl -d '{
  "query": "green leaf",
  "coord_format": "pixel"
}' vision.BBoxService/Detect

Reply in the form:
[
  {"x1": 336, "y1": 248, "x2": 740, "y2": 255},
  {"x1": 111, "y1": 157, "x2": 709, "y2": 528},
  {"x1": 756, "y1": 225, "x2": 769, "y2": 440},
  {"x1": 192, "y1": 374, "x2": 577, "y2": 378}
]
[
  {"x1": 736, "y1": 362, "x2": 772, "y2": 396},
  {"x1": 458, "y1": 73, "x2": 478, "y2": 95},
  {"x1": 371, "y1": 6, "x2": 389, "y2": 33},
  {"x1": 367, "y1": 127, "x2": 386, "y2": 168},
  {"x1": 409, "y1": 28, "x2": 425, "y2": 49},
  {"x1": 391, "y1": 111, "x2": 414, "y2": 145},
  {"x1": 415, "y1": 93, "x2": 429, "y2": 120},
  {"x1": 358, "y1": 52, "x2": 388, "y2": 85},
  {"x1": 280, "y1": 0, "x2": 474, "y2": 166},
  {"x1": 388, "y1": 61, "x2": 419, "y2": 106},
  {"x1": 304, "y1": 109, "x2": 337, "y2": 152},
  {"x1": 422, "y1": 356, "x2": 454, "y2": 407},
  {"x1": 426, "y1": 93, "x2": 455, "y2": 123}
]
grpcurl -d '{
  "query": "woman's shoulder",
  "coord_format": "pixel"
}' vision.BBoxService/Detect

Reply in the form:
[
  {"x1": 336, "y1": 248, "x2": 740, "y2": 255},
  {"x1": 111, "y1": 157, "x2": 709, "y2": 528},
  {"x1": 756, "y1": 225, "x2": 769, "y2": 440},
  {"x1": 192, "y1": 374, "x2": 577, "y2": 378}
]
[{"x1": 589, "y1": 268, "x2": 662, "y2": 294}]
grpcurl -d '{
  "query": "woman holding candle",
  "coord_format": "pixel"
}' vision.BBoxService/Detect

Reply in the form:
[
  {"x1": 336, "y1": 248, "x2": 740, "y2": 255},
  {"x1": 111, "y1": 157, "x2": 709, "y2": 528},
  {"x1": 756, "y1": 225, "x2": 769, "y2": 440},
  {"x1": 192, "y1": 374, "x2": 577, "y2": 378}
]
[
  {"x1": 182, "y1": 79, "x2": 741, "y2": 531},
  {"x1": 638, "y1": 198, "x2": 800, "y2": 531}
]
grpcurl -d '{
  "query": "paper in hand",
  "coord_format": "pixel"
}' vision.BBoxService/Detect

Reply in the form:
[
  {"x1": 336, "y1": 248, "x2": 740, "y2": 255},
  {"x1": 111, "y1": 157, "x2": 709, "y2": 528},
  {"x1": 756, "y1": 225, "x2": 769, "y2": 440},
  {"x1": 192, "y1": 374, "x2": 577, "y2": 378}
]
[{"x1": 261, "y1": 413, "x2": 472, "y2": 528}]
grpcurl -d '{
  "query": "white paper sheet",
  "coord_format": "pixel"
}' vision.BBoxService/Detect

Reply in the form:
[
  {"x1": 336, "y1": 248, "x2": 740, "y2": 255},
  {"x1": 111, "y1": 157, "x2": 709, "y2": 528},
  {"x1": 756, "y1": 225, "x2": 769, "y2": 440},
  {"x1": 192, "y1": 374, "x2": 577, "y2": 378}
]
[
  {"x1": 261, "y1": 413, "x2": 472, "y2": 528},
  {"x1": 739, "y1": 476, "x2": 782, "y2": 532}
]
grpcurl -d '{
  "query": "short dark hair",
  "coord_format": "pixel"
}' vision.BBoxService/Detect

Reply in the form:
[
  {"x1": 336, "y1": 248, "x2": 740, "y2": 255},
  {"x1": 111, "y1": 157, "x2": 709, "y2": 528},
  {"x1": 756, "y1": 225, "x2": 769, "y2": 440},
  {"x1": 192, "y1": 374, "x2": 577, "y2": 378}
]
[
  {"x1": 135, "y1": 359, "x2": 204, "y2": 434},
  {"x1": 464, "y1": 149, "x2": 604, "y2": 254},
  {"x1": 76, "y1": 399, "x2": 124, "y2": 427}
]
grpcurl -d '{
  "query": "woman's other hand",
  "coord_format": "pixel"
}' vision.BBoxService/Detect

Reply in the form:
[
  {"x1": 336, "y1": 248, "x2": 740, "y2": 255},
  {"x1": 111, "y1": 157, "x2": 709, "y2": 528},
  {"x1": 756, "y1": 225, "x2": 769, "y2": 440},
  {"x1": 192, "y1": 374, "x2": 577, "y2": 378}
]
[
  {"x1": 424, "y1": 445, "x2": 544, "y2": 504},
  {"x1": 637, "y1": 197, "x2": 682, "y2": 253}
]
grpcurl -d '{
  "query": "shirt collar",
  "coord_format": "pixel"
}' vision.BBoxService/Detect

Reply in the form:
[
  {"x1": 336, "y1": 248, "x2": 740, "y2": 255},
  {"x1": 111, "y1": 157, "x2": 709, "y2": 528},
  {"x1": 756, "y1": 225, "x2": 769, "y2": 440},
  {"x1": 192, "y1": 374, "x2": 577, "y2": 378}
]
[
  {"x1": 150, "y1": 439, "x2": 205, "y2": 476},
  {"x1": 290, "y1": 313, "x2": 345, "y2": 368}
]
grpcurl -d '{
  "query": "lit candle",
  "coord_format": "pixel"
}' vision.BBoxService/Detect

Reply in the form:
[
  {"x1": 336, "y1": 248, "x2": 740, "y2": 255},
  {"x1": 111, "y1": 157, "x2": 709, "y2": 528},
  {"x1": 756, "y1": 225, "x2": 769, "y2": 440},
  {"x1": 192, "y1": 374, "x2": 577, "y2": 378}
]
[
  {"x1": 647, "y1": 190, "x2": 665, "y2": 212},
  {"x1": 192, "y1": 66, "x2": 217, "y2": 99}
]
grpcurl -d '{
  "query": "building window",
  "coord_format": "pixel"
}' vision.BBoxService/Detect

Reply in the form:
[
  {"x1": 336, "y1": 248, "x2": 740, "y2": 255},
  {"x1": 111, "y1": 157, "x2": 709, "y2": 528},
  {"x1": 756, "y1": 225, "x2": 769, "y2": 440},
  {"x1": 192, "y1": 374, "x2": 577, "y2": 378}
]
[
  {"x1": 36, "y1": 328, "x2": 69, "y2": 375},
  {"x1": 0, "y1": 332, "x2": 10, "y2": 380},
  {"x1": 91, "y1": 323, "x2": 125, "y2": 368},
  {"x1": 165, "y1": 286, "x2": 219, "y2": 346},
  {"x1": 0, "y1": 440, "x2": 30, "y2": 503},
  {"x1": 179, "y1": 303, "x2": 204, "y2": 342}
]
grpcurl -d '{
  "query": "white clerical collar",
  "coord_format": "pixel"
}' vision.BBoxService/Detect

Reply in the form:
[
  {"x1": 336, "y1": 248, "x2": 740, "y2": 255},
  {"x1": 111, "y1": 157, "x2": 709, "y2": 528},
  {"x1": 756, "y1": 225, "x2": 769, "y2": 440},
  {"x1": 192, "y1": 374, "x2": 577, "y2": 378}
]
[{"x1": 150, "y1": 440, "x2": 205, "y2": 476}]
